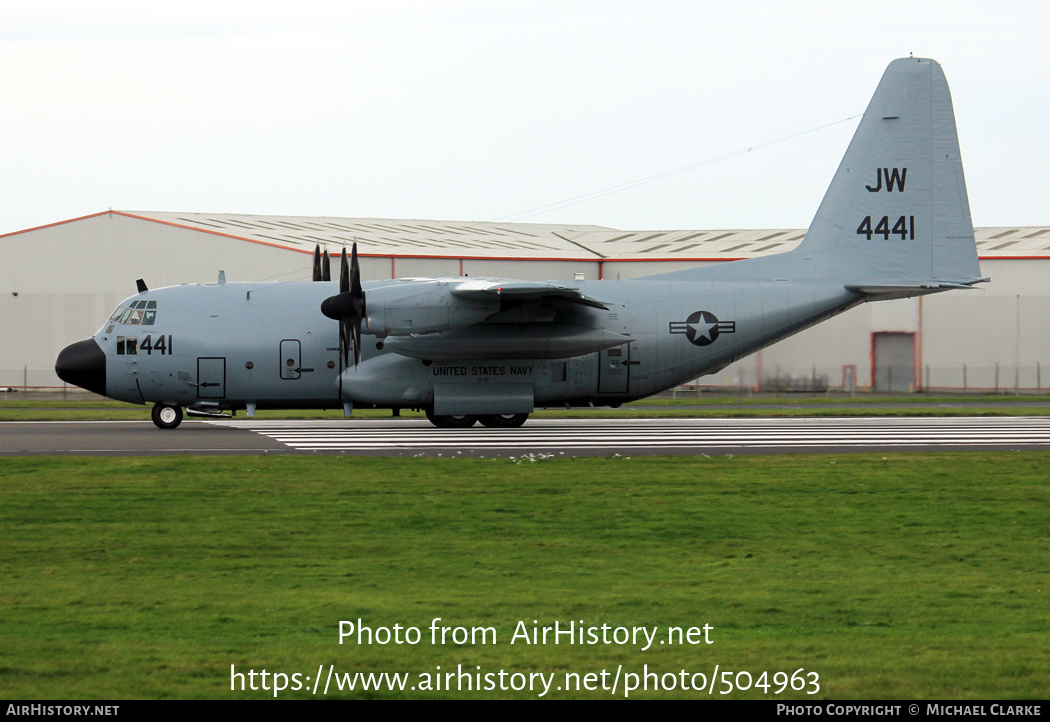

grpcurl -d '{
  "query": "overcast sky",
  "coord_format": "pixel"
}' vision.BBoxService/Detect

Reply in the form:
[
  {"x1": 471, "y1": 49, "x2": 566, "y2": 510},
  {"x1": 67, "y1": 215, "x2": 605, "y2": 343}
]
[{"x1": 2, "y1": 0, "x2": 1047, "y2": 233}]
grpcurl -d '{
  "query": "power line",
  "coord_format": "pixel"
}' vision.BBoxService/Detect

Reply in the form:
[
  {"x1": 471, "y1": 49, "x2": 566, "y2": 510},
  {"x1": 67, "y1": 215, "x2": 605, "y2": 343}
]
[{"x1": 493, "y1": 114, "x2": 862, "y2": 223}]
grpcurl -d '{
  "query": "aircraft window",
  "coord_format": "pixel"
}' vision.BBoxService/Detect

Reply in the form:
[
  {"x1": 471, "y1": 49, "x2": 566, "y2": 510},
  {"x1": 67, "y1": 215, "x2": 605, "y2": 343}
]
[
  {"x1": 142, "y1": 310, "x2": 156, "y2": 325},
  {"x1": 109, "y1": 306, "x2": 126, "y2": 322},
  {"x1": 146, "y1": 301, "x2": 157, "y2": 309},
  {"x1": 126, "y1": 309, "x2": 144, "y2": 326},
  {"x1": 118, "y1": 308, "x2": 134, "y2": 324},
  {"x1": 116, "y1": 336, "x2": 138, "y2": 355}
]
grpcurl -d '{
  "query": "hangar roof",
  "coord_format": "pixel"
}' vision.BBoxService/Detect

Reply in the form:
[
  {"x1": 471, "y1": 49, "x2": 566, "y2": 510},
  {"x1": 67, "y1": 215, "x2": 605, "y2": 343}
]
[{"x1": 11, "y1": 211, "x2": 1050, "y2": 260}]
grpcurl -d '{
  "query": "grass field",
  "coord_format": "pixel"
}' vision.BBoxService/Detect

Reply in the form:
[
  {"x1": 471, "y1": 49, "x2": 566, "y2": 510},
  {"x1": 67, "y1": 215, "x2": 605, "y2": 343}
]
[{"x1": 1, "y1": 453, "x2": 1046, "y2": 699}]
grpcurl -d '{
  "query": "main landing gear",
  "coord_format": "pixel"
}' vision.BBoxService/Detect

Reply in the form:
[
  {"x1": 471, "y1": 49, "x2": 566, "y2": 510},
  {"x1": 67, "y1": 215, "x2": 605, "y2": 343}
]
[
  {"x1": 478, "y1": 413, "x2": 528, "y2": 428},
  {"x1": 424, "y1": 410, "x2": 529, "y2": 428},
  {"x1": 151, "y1": 403, "x2": 183, "y2": 429}
]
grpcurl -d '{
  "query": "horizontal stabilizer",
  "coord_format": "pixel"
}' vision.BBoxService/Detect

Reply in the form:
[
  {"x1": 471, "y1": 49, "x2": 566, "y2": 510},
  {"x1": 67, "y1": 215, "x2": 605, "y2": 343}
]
[{"x1": 846, "y1": 278, "x2": 989, "y2": 300}]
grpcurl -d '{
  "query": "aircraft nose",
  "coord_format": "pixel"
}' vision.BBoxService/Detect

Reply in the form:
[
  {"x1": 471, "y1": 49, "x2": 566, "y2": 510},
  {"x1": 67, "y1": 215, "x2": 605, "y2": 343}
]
[{"x1": 55, "y1": 338, "x2": 107, "y2": 396}]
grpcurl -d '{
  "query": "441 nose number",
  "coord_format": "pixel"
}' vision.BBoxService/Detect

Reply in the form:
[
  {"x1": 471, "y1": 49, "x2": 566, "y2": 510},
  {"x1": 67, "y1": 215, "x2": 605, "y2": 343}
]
[{"x1": 140, "y1": 334, "x2": 173, "y2": 355}]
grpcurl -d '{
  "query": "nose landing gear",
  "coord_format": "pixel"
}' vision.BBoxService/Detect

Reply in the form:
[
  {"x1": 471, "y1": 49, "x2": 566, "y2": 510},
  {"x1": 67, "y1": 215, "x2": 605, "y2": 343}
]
[{"x1": 151, "y1": 403, "x2": 183, "y2": 429}]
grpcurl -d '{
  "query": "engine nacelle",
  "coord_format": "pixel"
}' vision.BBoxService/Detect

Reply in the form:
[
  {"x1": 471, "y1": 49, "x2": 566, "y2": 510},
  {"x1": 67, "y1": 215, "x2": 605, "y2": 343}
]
[
  {"x1": 384, "y1": 323, "x2": 633, "y2": 361},
  {"x1": 364, "y1": 281, "x2": 499, "y2": 337}
]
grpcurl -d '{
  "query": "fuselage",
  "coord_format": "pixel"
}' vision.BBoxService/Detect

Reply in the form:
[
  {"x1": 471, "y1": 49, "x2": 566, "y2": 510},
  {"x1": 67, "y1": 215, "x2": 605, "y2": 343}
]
[{"x1": 57, "y1": 275, "x2": 861, "y2": 415}]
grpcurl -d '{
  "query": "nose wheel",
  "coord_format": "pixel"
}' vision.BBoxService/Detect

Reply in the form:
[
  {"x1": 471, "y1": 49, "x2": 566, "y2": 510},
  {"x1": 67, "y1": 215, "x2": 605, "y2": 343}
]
[{"x1": 151, "y1": 403, "x2": 183, "y2": 429}]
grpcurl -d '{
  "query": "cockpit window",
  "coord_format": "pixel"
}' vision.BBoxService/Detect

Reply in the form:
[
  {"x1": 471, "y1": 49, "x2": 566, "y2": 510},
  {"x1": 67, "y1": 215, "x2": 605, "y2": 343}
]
[{"x1": 108, "y1": 302, "x2": 159, "y2": 327}]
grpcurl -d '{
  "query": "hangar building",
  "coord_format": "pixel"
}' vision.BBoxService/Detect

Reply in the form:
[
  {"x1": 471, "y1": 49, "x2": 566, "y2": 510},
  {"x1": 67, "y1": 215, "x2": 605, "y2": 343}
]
[{"x1": 2, "y1": 210, "x2": 1048, "y2": 393}]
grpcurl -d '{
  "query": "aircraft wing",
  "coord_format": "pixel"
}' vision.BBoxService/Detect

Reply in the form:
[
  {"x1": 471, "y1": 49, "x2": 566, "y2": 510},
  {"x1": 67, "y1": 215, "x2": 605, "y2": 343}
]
[
  {"x1": 449, "y1": 279, "x2": 608, "y2": 309},
  {"x1": 350, "y1": 277, "x2": 622, "y2": 360}
]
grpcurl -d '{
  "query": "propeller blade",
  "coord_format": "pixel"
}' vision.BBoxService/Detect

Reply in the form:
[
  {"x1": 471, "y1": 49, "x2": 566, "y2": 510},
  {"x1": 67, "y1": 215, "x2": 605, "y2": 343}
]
[
  {"x1": 322, "y1": 250, "x2": 331, "y2": 282},
  {"x1": 351, "y1": 316, "x2": 362, "y2": 367},
  {"x1": 349, "y1": 243, "x2": 366, "y2": 367},
  {"x1": 312, "y1": 245, "x2": 322, "y2": 282},
  {"x1": 340, "y1": 317, "x2": 351, "y2": 368},
  {"x1": 339, "y1": 247, "x2": 349, "y2": 294},
  {"x1": 351, "y1": 243, "x2": 362, "y2": 296}
]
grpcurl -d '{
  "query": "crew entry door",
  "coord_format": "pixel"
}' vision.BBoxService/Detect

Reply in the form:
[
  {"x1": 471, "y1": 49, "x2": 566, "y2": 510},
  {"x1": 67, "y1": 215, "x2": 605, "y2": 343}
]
[{"x1": 197, "y1": 357, "x2": 226, "y2": 399}]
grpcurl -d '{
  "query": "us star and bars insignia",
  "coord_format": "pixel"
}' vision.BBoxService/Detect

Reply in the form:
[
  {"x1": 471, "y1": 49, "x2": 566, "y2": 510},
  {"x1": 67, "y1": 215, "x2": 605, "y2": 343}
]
[{"x1": 669, "y1": 310, "x2": 736, "y2": 346}]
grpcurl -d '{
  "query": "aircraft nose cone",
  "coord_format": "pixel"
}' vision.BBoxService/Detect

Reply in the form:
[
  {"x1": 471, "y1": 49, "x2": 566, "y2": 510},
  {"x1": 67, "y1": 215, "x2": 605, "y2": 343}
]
[{"x1": 55, "y1": 339, "x2": 107, "y2": 396}]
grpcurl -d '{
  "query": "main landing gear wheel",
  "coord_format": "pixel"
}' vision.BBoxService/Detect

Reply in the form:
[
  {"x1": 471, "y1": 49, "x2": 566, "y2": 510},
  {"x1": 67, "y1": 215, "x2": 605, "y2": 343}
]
[
  {"x1": 151, "y1": 403, "x2": 183, "y2": 429},
  {"x1": 424, "y1": 410, "x2": 478, "y2": 428},
  {"x1": 478, "y1": 414, "x2": 529, "y2": 428}
]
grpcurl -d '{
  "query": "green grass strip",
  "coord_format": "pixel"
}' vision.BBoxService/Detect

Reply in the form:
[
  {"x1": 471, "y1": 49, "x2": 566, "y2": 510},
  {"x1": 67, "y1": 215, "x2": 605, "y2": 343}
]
[
  {"x1": 1, "y1": 453, "x2": 1046, "y2": 699},
  {"x1": 3, "y1": 395, "x2": 1050, "y2": 421}
]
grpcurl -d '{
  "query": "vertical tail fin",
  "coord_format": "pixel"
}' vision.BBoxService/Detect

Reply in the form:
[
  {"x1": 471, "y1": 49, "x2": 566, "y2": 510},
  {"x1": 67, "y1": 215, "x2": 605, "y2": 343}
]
[{"x1": 798, "y1": 57, "x2": 983, "y2": 289}]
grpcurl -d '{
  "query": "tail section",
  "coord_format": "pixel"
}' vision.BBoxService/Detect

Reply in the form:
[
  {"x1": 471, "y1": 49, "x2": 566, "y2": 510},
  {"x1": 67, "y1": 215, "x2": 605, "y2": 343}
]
[
  {"x1": 799, "y1": 56, "x2": 984, "y2": 292},
  {"x1": 649, "y1": 58, "x2": 985, "y2": 293}
]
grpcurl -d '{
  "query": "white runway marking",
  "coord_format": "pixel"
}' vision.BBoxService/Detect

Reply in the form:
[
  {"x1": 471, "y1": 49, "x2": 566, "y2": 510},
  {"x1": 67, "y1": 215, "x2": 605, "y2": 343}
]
[{"x1": 210, "y1": 417, "x2": 1050, "y2": 453}]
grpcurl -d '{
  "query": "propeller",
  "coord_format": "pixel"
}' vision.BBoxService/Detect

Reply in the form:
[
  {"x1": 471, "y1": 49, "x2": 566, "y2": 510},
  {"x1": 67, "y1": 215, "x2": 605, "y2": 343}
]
[
  {"x1": 312, "y1": 245, "x2": 332, "y2": 282},
  {"x1": 312, "y1": 245, "x2": 322, "y2": 282},
  {"x1": 320, "y1": 243, "x2": 366, "y2": 367}
]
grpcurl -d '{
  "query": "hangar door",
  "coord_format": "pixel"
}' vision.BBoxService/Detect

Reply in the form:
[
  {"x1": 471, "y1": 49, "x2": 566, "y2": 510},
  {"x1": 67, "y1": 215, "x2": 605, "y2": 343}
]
[{"x1": 873, "y1": 332, "x2": 915, "y2": 393}]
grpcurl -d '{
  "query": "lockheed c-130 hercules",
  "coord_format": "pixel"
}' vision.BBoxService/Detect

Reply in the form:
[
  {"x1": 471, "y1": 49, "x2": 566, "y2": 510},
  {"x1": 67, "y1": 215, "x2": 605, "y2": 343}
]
[{"x1": 56, "y1": 58, "x2": 985, "y2": 429}]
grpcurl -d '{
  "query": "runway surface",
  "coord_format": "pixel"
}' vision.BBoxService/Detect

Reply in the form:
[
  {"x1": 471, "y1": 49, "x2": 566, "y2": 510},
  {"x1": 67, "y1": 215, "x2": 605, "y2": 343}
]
[{"x1": 4, "y1": 417, "x2": 1050, "y2": 456}]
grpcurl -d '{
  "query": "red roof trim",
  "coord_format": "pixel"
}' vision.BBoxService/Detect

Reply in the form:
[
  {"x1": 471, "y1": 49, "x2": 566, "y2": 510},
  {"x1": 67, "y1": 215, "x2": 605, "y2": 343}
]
[
  {"x1": 113, "y1": 211, "x2": 316, "y2": 255},
  {"x1": 4, "y1": 211, "x2": 1047, "y2": 263},
  {"x1": 0, "y1": 211, "x2": 111, "y2": 239}
]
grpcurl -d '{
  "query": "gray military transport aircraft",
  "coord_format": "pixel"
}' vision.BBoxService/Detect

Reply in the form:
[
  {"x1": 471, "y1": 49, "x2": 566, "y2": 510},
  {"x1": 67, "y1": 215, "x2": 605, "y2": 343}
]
[{"x1": 56, "y1": 58, "x2": 985, "y2": 429}]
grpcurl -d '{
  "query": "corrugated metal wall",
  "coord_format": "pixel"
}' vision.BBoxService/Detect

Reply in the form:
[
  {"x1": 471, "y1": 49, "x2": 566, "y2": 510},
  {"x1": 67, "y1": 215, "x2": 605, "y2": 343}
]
[{"x1": 2, "y1": 216, "x2": 1047, "y2": 391}]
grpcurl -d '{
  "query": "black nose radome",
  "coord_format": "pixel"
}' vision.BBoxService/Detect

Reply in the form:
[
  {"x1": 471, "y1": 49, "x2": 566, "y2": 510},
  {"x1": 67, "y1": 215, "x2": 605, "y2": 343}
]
[{"x1": 55, "y1": 339, "x2": 107, "y2": 396}]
